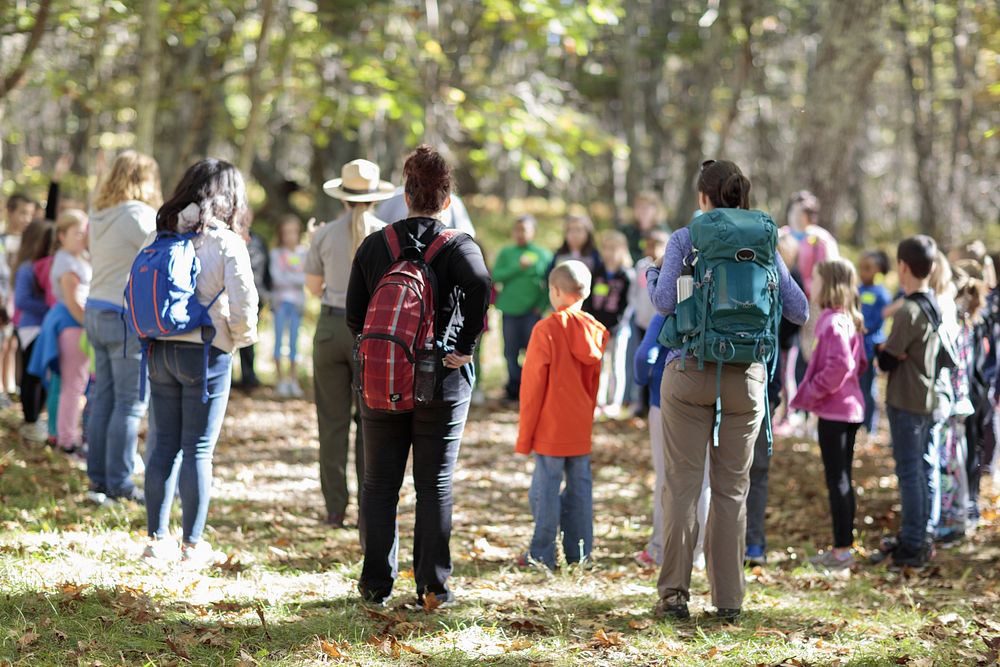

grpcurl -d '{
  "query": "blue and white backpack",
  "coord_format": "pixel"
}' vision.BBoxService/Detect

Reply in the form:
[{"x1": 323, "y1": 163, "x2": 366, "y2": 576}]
[{"x1": 124, "y1": 230, "x2": 223, "y2": 402}]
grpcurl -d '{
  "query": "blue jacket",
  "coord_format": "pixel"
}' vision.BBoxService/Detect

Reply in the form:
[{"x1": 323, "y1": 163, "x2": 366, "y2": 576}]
[
  {"x1": 860, "y1": 283, "x2": 892, "y2": 360},
  {"x1": 27, "y1": 302, "x2": 81, "y2": 385},
  {"x1": 14, "y1": 263, "x2": 48, "y2": 328},
  {"x1": 634, "y1": 313, "x2": 667, "y2": 408}
]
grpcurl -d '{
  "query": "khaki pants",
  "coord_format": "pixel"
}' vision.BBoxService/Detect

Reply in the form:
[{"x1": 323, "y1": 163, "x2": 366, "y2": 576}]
[
  {"x1": 314, "y1": 312, "x2": 364, "y2": 521},
  {"x1": 657, "y1": 359, "x2": 766, "y2": 610}
]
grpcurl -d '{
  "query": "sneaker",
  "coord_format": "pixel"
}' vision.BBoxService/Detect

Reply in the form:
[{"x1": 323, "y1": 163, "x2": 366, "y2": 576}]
[
  {"x1": 45, "y1": 436, "x2": 57, "y2": 449},
  {"x1": 108, "y1": 487, "x2": 145, "y2": 505},
  {"x1": 289, "y1": 379, "x2": 304, "y2": 398},
  {"x1": 275, "y1": 381, "x2": 290, "y2": 398},
  {"x1": 142, "y1": 538, "x2": 181, "y2": 562},
  {"x1": 810, "y1": 549, "x2": 855, "y2": 571},
  {"x1": 182, "y1": 541, "x2": 227, "y2": 568},
  {"x1": 868, "y1": 534, "x2": 899, "y2": 565},
  {"x1": 86, "y1": 485, "x2": 109, "y2": 506},
  {"x1": 653, "y1": 591, "x2": 690, "y2": 620},
  {"x1": 634, "y1": 550, "x2": 656, "y2": 567},
  {"x1": 19, "y1": 421, "x2": 47, "y2": 443},
  {"x1": 745, "y1": 544, "x2": 766, "y2": 567}
]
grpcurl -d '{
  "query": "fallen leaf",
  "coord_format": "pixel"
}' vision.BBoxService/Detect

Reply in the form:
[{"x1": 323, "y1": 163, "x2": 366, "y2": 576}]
[
  {"x1": 164, "y1": 635, "x2": 190, "y2": 659},
  {"x1": 628, "y1": 618, "x2": 653, "y2": 630},
  {"x1": 319, "y1": 638, "x2": 349, "y2": 660},
  {"x1": 590, "y1": 628, "x2": 625, "y2": 648},
  {"x1": 256, "y1": 604, "x2": 272, "y2": 640},
  {"x1": 509, "y1": 619, "x2": 549, "y2": 634},
  {"x1": 502, "y1": 639, "x2": 533, "y2": 652},
  {"x1": 937, "y1": 612, "x2": 961, "y2": 626},
  {"x1": 18, "y1": 631, "x2": 38, "y2": 648},
  {"x1": 423, "y1": 592, "x2": 442, "y2": 612}
]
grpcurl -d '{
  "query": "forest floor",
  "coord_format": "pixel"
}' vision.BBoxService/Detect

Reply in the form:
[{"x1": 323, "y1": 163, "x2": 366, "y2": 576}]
[{"x1": 1, "y1": 388, "x2": 999, "y2": 666}]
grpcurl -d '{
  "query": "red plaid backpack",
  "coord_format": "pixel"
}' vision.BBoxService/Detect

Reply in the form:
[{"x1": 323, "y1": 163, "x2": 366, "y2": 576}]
[{"x1": 355, "y1": 224, "x2": 459, "y2": 412}]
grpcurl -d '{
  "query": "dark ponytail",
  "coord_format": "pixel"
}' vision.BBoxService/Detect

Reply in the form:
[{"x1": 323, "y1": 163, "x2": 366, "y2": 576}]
[
  {"x1": 697, "y1": 159, "x2": 751, "y2": 210},
  {"x1": 403, "y1": 144, "x2": 452, "y2": 214}
]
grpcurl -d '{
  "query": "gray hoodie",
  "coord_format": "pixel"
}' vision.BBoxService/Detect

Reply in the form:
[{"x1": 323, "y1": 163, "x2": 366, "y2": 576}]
[{"x1": 87, "y1": 200, "x2": 157, "y2": 307}]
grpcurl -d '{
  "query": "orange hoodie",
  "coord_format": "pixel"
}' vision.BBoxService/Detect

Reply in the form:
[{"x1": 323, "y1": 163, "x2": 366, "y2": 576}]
[{"x1": 516, "y1": 307, "x2": 609, "y2": 457}]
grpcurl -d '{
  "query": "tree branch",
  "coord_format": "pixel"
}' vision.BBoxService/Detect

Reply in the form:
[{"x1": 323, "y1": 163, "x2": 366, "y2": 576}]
[{"x1": 0, "y1": 0, "x2": 53, "y2": 101}]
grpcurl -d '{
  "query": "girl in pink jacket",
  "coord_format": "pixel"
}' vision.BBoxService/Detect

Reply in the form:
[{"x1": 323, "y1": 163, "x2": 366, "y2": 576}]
[{"x1": 790, "y1": 258, "x2": 867, "y2": 570}]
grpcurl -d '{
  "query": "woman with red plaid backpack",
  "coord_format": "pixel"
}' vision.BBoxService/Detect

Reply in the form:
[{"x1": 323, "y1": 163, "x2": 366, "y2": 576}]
[{"x1": 346, "y1": 145, "x2": 491, "y2": 608}]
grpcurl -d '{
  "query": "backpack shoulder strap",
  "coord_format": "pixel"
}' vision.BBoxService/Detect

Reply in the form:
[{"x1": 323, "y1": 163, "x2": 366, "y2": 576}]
[
  {"x1": 383, "y1": 224, "x2": 403, "y2": 261},
  {"x1": 424, "y1": 228, "x2": 461, "y2": 263}
]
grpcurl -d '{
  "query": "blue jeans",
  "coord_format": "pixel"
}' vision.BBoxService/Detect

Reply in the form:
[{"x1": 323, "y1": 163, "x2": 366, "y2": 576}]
[
  {"x1": 887, "y1": 406, "x2": 937, "y2": 550},
  {"x1": 528, "y1": 454, "x2": 593, "y2": 569},
  {"x1": 84, "y1": 308, "x2": 148, "y2": 495},
  {"x1": 145, "y1": 341, "x2": 232, "y2": 544},
  {"x1": 860, "y1": 363, "x2": 879, "y2": 433},
  {"x1": 273, "y1": 300, "x2": 303, "y2": 363},
  {"x1": 502, "y1": 313, "x2": 539, "y2": 399}
]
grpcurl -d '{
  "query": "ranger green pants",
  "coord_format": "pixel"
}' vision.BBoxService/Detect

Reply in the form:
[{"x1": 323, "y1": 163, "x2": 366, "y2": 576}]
[{"x1": 313, "y1": 312, "x2": 364, "y2": 522}]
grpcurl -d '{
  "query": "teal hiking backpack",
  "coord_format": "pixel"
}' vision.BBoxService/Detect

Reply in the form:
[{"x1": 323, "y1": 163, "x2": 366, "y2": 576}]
[{"x1": 658, "y1": 208, "x2": 782, "y2": 450}]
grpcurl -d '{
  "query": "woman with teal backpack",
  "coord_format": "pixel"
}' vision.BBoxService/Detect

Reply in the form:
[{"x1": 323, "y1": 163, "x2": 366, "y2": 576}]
[{"x1": 646, "y1": 160, "x2": 808, "y2": 621}]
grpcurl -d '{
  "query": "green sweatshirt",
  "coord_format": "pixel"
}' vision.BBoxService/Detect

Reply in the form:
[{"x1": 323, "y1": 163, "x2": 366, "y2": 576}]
[{"x1": 493, "y1": 242, "x2": 552, "y2": 316}]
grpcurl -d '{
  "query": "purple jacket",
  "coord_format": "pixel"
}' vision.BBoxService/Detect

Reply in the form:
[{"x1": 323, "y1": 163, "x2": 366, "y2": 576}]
[{"x1": 790, "y1": 308, "x2": 867, "y2": 423}]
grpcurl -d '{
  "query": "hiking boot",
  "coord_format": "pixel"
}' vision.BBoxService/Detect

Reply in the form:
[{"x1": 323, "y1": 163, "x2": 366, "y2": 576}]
[
  {"x1": 711, "y1": 608, "x2": 741, "y2": 621},
  {"x1": 653, "y1": 591, "x2": 690, "y2": 620},
  {"x1": 744, "y1": 544, "x2": 766, "y2": 567}
]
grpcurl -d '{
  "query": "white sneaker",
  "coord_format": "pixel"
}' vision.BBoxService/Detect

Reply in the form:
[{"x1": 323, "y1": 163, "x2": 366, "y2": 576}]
[
  {"x1": 181, "y1": 541, "x2": 227, "y2": 568},
  {"x1": 19, "y1": 421, "x2": 48, "y2": 443},
  {"x1": 289, "y1": 379, "x2": 304, "y2": 398},
  {"x1": 275, "y1": 380, "x2": 289, "y2": 398},
  {"x1": 142, "y1": 538, "x2": 181, "y2": 562}
]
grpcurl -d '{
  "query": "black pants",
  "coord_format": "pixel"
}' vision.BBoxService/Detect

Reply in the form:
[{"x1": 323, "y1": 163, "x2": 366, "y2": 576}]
[
  {"x1": 238, "y1": 345, "x2": 258, "y2": 386},
  {"x1": 358, "y1": 399, "x2": 470, "y2": 603},
  {"x1": 18, "y1": 338, "x2": 45, "y2": 423},
  {"x1": 818, "y1": 419, "x2": 860, "y2": 548}
]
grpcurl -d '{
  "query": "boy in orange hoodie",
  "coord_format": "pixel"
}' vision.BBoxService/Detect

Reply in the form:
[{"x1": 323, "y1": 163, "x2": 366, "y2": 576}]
[{"x1": 516, "y1": 260, "x2": 609, "y2": 569}]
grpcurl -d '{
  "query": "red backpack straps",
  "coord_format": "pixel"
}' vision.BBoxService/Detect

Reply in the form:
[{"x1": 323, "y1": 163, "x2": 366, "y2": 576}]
[
  {"x1": 383, "y1": 224, "x2": 403, "y2": 261},
  {"x1": 423, "y1": 228, "x2": 461, "y2": 263}
]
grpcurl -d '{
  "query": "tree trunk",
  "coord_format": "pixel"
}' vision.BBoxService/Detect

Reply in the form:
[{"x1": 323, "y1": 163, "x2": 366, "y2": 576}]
[
  {"x1": 789, "y1": 0, "x2": 886, "y2": 233},
  {"x1": 238, "y1": 0, "x2": 277, "y2": 178},
  {"x1": 134, "y1": 0, "x2": 161, "y2": 154},
  {"x1": 896, "y1": 0, "x2": 939, "y2": 239},
  {"x1": 945, "y1": 0, "x2": 973, "y2": 246}
]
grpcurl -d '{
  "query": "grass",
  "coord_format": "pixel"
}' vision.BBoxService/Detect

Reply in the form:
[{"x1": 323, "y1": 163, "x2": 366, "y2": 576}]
[{"x1": 1, "y1": 379, "x2": 999, "y2": 666}]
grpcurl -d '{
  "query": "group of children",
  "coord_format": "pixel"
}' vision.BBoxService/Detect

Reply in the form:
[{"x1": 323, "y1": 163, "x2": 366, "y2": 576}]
[
  {"x1": 506, "y1": 191, "x2": 998, "y2": 575},
  {"x1": 1, "y1": 194, "x2": 94, "y2": 454},
  {"x1": 0, "y1": 190, "x2": 312, "y2": 462}
]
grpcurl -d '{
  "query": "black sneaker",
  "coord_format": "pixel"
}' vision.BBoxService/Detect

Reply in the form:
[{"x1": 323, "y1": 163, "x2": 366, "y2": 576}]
[
  {"x1": 653, "y1": 592, "x2": 690, "y2": 620},
  {"x1": 108, "y1": 487, "x2": 145, "y2": 505},
  {"x1": 868, "y1": 534, "x2": 900, "y2": 565},
  {"x1": 358, "y1": 584, "x2": 390, "y2": 607}
]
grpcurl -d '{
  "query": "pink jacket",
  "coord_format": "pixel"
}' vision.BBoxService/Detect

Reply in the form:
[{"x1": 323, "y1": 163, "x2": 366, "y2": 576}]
[{"x1": 790, "y1": 308, "x2": 867, "y2": 423}]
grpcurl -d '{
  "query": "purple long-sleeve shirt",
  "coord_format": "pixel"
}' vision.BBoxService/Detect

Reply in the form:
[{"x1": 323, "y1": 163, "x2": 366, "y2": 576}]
[{"x1": 646, "y1": 226, "x2": 809, "y2": 365}]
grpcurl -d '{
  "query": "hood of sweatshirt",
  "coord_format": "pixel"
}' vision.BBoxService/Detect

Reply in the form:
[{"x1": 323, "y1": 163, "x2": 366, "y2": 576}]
[
  {"x1": 88, "y1": 201, "x2": 155, "y2": 243},
  {"x1": 554, "y1": 307, "x2": 608, "y2": 365}
]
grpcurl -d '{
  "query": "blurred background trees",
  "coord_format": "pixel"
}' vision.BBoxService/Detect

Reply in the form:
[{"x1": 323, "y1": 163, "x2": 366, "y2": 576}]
[{"x1": 1, "y1": 0, "x2": 998, "y2": 244}]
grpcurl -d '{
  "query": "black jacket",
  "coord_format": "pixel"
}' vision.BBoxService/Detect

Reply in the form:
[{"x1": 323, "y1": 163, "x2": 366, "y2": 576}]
[{"x1": 346, "y1": 218, "x2": 491, "y2": 401}]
